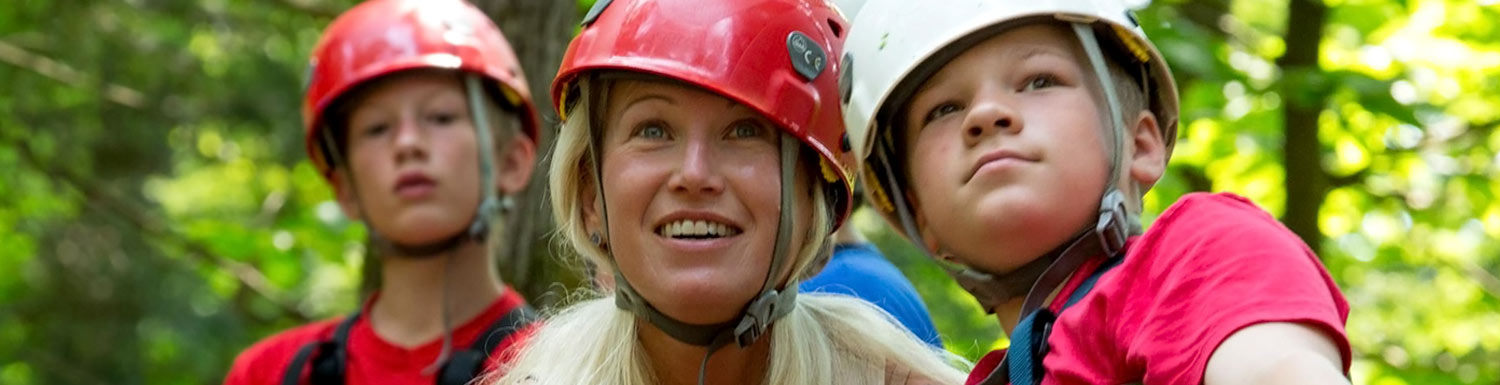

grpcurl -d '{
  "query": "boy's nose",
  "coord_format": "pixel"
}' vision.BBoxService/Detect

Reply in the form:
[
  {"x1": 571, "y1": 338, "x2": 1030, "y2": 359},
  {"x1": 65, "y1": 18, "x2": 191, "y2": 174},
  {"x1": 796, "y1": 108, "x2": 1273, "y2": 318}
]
[
  {"x1": 962, "y1": 99, "x2": 1022, "y2": 147},
  {"x1": 667, "y1": 140, "x2": 725, "y2": 196},
  {"x1": 393, "y1": 117, "x2": 429, "y2": 162}
]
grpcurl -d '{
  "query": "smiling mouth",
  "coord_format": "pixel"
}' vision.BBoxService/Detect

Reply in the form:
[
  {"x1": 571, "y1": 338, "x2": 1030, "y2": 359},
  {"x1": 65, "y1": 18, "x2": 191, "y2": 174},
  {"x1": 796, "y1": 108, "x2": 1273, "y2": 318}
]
[{"x1": 656, "y1": 219, "x2": 743, "y2": 240}]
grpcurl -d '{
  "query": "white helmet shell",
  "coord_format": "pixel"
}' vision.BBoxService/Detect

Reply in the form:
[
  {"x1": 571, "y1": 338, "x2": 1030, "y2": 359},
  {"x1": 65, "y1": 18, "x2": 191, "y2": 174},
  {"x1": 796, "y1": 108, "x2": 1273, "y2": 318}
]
[{"x1": 832, "y1": 0, "x2": 867, "y2": 19}]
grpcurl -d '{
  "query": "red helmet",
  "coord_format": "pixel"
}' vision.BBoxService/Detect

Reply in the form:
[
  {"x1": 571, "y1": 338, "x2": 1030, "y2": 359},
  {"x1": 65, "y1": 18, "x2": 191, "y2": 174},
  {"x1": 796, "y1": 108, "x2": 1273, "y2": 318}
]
[
  {"x1": 552, "y1": 0, "x2": 855, "y2": 228},
  {"x1": 303, "y1": 0, "x2": 538, "y2": 179}
]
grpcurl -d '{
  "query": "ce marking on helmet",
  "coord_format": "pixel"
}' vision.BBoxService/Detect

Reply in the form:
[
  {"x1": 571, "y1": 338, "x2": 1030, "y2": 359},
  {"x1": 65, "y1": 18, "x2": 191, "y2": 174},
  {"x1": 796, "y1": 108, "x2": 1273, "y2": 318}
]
[{"x1": 787, "y1": 31, "x2": 827, "y2": 81}]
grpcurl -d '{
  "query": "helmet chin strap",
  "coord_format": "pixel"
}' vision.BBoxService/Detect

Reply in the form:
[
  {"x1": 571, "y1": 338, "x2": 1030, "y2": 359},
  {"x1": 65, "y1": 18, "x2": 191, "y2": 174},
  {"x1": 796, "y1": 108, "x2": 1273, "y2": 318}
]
[
  {"x1": 323, "y1": 74, "x2": 509, "y2": 371},
  {"x1": 877, "y1": 21, "x2": 1138, "y2": 321},
  {"x1": 581, "y1": 77, "x2": 801, "y2": 385}
]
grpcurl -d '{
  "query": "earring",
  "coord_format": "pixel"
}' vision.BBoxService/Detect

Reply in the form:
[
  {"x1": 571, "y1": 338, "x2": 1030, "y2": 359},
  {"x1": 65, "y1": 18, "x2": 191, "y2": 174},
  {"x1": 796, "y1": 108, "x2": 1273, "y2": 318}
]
[{"x1": 590, "y1": 232, "x2": 602, "y2": 246}]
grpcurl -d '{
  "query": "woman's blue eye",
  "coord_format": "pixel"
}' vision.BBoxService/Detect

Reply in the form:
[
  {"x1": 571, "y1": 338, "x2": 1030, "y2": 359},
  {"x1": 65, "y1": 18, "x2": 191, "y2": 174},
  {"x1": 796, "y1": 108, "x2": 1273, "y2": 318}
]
[
  {"x1": 639, "y1": 123, "x2": 667, "y2": 139},
  {"x1": 730, "y1": 121, "x2": 763, "y2": 138}
]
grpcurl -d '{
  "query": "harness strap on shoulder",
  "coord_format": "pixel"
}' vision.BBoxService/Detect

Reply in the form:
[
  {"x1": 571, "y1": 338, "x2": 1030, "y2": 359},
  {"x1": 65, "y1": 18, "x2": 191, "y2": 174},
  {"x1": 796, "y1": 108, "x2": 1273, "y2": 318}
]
[
  {"x1": 436, "y1": 304, "x2": 539, "y2": 385},
  {"x1": 1002, "y1": 254, "x2": 1125, "y2": 385},
  {"x1": 281, "y1": 342, "x2": 320, "y2": 385},
  {"x1": 282, "y1": 311, "x2": 361, "y2": 385}
]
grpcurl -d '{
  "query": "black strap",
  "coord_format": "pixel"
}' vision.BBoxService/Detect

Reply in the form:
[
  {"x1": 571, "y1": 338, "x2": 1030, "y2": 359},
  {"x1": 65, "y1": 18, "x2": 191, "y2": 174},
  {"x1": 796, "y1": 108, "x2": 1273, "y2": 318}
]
[
  {"x1": 282, "y1": 311, "x2": 361, "y2": 385},
  {"x1": 281, "y1": 343, "x2": 320, "y2": 385},
  {"x1": 282, "y1": 305, "x2": 536, "y2": 385},
  {"x1": 436, "y1": 305, "x2": 538, "y2": 385}
]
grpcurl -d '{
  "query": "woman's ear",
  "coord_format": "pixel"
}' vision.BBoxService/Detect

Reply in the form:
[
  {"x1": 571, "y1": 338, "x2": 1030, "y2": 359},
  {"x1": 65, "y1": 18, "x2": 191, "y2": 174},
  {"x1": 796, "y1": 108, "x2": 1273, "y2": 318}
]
[
  {"x1": 1127, "y1": 110, "x2": 1166, "y2": 192},
  {"x1": 580, "y1": 163, "x2": 606, "y2": 243}
]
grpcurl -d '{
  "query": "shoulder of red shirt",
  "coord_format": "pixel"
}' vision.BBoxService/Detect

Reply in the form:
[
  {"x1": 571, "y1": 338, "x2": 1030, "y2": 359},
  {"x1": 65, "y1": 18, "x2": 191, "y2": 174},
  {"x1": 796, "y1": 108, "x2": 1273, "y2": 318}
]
[
  {"x1": 223, "y1": 287, "x2": 534, "y2": 385},
  {"x1": 963, "y1": 192, "x2": 1349, "y2": 384},
  {"x1": 1134, "y1": 191, "x2": 1352, "y2": 374},
  {"x1": 224, "y1": 318, "x2": 343, "y2": 385}
]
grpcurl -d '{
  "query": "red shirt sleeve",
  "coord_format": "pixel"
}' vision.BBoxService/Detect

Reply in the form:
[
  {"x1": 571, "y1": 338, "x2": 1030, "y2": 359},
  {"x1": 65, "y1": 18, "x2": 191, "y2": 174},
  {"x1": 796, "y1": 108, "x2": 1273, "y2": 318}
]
[{"x1": 1115, "y1": 193, "x2": 1350, "y2": 384}]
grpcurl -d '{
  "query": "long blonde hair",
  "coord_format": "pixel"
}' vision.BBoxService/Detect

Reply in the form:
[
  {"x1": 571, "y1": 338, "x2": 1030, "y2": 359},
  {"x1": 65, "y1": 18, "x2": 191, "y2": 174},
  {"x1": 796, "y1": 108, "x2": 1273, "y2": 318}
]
[{"x1": 491, "y1": 79, "x2": 968, "y2": 384}]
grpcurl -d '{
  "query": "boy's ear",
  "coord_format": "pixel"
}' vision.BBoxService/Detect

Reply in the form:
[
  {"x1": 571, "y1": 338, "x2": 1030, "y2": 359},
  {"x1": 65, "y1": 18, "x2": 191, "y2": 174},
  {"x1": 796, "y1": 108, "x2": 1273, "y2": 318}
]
[
  {"x1": 331, "y1": 171, "x2": 364, "y2": 222},
  {"x1": 494, "y1": 134, "x2": 538, "y2": 195},
  {"x1": 1127, "y1": 110, "x2": 1167, "y2": 192}
]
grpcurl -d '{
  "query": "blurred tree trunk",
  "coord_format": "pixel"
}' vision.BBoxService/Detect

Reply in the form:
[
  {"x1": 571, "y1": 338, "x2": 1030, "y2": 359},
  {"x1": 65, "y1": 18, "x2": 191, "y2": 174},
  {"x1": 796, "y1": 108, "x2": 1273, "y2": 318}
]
[
  {"x1": 480, "y1": 0, "x2": 584, "y2": 307},
  {"x1": 1278, "y1": 0, "x2": 1330, "y2": 253}
]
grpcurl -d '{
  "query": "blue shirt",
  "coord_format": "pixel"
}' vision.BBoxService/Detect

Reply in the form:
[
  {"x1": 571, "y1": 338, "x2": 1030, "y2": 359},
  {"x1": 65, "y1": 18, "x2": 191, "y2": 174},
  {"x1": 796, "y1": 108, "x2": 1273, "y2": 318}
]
[{"x1": 800, "y1": 243, "x2": 943, "y2": 348}]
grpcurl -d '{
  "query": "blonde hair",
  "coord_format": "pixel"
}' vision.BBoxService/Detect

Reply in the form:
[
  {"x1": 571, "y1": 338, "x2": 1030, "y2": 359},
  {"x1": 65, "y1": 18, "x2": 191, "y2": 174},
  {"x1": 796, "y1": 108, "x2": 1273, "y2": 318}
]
[{"x1": 490, "y1": 80, "x2": 968, "y2": 384}]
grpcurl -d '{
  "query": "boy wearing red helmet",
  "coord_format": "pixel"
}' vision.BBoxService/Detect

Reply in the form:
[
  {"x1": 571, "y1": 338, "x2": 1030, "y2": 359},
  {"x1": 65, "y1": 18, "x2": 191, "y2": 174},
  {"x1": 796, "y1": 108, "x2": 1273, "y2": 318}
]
[{"x1": 225, "y1": 1, "x2": 539, "y2": 384}]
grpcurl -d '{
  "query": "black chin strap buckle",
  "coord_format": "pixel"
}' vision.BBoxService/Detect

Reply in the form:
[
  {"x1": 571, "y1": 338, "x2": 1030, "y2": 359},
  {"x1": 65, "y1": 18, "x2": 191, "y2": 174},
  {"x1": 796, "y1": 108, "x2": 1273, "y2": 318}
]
[
  {"x1": 732, "y1": 287, "x2": 797, "y2": 347},
  {"x1": 952, "y1": 268, "x2": 1007, "y2": 311},
  {"x1": 1095, "y1": 190, "x2": 1130, "y2": 257},
  {"x1": 467, "y1": 196, "x2": 499, "y2": 240},
  {"x1": 733, "y1": 290, "x2": 777, "y2": 347}
]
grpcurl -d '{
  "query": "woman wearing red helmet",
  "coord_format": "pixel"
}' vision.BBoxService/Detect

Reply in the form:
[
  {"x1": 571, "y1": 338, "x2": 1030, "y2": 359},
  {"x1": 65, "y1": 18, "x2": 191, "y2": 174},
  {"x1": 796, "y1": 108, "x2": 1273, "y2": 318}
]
[
  {"x1": 225, "y1": 1, "x2": 539, "y2": 384},
  {"x1": 487, "y1": 1, "x2": 966, "y2": 384}
]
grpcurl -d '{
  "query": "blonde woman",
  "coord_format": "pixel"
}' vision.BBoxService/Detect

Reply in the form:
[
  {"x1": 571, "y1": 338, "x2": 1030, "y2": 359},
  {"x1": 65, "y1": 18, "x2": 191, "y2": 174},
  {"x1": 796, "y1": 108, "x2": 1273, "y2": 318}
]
[{"x1": 488, "y1": 0, "x2": 968, "y2": 384}]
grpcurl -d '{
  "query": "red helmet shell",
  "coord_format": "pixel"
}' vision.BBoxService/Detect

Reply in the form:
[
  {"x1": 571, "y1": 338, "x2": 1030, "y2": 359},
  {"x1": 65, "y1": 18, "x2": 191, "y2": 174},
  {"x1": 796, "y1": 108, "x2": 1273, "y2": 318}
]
[{"x1": 303, "y1": 0, "x2": 538, "y2": 178}]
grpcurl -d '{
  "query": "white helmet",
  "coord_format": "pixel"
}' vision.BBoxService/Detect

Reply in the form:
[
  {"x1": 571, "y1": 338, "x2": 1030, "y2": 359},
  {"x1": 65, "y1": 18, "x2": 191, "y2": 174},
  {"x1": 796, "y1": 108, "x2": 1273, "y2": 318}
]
[
  {"x1": 832, "y1": 0, "x2": 867, "y2": 19},
  {"x1": 838, "y1": 0, "x2": 1180, "y2": 312}
]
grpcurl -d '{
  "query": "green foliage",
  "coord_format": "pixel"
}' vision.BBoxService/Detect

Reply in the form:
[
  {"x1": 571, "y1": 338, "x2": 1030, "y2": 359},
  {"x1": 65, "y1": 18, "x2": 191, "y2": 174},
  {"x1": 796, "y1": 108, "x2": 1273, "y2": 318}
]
[{"x1": 0, "y1": 0, "x2": 1495, "y2": 384}]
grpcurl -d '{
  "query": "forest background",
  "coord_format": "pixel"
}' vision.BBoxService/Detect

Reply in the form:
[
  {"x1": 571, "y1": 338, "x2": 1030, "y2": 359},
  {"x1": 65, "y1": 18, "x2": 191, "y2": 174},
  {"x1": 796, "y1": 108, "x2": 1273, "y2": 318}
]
[{"x1": 0, "y1": 0, "x2": 1496, "y2": 384}]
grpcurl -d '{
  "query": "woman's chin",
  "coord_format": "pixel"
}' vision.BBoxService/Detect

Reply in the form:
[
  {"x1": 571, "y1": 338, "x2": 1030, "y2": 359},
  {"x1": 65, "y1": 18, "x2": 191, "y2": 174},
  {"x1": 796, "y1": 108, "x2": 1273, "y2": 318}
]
[{"x1": 638, "y1": 278, "x2": 760, "y2": 325}]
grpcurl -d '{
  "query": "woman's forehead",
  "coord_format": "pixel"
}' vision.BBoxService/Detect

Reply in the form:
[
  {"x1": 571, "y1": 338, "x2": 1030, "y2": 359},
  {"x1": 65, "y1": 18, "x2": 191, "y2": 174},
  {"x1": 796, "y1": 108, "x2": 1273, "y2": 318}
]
[{"x1": 604, "y1": 78, "x2": 758, "y2": 118}]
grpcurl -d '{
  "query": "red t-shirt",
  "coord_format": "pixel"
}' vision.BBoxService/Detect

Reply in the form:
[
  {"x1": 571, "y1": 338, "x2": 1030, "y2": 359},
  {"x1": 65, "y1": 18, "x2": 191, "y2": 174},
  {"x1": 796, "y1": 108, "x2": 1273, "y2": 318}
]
[
  {"x1": 225, "y1": 287, "x2": 532, "y2": 385},
  {"x1": 966, "y1": 193, "x2": 1351, "y2": 385}
]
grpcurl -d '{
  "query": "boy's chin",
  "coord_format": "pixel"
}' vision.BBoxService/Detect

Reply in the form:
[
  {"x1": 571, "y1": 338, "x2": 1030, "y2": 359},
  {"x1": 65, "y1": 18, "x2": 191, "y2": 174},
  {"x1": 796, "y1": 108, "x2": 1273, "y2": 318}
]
[
  {"x1": 954, "y1": 252, "x2": 1043, "y2": 275},
  {"x1": 969, "y1": 195, "x2": 1049, "y2": 230},
  {"x1": 373, "y1": 214, "x2": 473, "y2": 246}
]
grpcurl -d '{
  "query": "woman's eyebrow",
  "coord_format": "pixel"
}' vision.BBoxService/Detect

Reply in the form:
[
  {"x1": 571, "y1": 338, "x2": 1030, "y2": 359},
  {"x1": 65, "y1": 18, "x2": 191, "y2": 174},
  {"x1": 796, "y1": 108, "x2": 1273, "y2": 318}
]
[{"x1": 621, "y1": 94, "x2": 675, "y2": 112}]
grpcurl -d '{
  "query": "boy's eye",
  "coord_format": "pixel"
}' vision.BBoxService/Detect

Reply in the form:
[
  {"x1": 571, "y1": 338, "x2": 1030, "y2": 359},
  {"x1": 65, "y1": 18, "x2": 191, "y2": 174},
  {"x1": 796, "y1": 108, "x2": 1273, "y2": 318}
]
[
  {"x1": 427, "y1": 112, "x2": 459, "y2": 126},
  {"x1": 360, "y1": 123, "x2": 389, "y2": 137},
  {"x1": 1022, "y1": 75, "x2": 1058, "y2": 91},
  {"x1": 923, "y1": 103, "x2": 962, "y2": 124}
]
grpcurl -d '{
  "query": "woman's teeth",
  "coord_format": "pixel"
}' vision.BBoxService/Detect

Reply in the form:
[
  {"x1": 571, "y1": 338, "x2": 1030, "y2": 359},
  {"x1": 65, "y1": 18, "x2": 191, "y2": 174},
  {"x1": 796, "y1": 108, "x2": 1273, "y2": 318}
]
[{"x1": 658, "y1": 220, "x2": 741, "y2": 239}]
